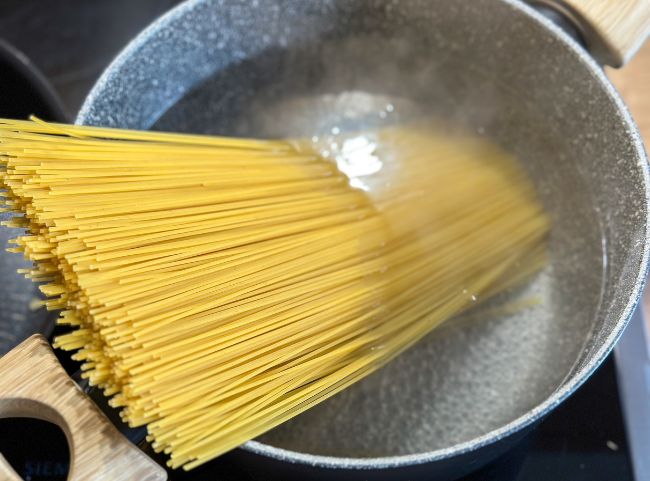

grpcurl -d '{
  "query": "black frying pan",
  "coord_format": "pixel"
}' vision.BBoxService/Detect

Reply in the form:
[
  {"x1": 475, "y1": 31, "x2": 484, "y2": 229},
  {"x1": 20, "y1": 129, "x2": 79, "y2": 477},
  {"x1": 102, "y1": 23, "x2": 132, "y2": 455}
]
[{"x1": 0, "y1": 38, "x2": 67, "y2": 355}]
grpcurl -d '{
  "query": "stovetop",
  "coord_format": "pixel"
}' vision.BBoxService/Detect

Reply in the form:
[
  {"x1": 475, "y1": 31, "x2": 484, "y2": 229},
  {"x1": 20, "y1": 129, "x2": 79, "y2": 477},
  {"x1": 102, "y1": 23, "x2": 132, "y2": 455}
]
[
  {"x1": 0, "y1": 2, "x2": 645, "y2": 480},
  {"x1": 0, "y1": 350, "x2": 633, "y2": 481}
]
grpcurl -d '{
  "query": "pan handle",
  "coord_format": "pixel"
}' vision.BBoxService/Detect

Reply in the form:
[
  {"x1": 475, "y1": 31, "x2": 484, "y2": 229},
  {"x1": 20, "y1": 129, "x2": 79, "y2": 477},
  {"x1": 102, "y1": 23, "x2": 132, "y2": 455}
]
[
  {"x1": 0, "y1": 334, "x2": 167, "y2": 481},
  {"x1": 0, "y1": 455, "x2": 21, "y2": 481},
  {"x1": 533, "y1": 0, "x2": 650, "y2": 67}
]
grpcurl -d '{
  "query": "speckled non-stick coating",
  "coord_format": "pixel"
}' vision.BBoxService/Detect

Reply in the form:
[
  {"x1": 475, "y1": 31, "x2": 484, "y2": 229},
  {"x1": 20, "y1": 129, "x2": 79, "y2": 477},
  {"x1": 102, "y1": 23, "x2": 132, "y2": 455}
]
[{"x1": 77, "y1": 0, "x2": 649, "y2": 475}]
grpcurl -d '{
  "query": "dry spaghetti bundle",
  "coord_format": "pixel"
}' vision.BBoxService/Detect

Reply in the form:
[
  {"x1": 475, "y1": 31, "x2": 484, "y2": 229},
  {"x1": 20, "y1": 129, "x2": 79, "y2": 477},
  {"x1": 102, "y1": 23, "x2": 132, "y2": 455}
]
[{"x1": 0, "y1": 117, "x2": 548, "y2": 470}]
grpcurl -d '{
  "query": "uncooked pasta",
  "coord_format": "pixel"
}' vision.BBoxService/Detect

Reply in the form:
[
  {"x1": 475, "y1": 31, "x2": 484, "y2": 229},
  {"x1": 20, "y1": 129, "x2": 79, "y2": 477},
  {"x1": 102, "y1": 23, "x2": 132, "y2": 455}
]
[{"x1": 0, "y1": 117, "x2": 548, "y2": 470}]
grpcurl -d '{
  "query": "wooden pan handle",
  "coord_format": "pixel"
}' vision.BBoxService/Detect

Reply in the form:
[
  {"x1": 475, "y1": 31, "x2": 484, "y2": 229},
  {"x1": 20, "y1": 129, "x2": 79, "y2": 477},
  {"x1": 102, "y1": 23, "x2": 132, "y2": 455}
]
[
  {"x1": 0, "y1": 334, "x2": 167, "y2": 481},
  {"x1": 534, "y1": 0, "x2": 650, "y2": 66},
  {"x1": 0, "y1": 455, "x2": 21, "y2": 481}
]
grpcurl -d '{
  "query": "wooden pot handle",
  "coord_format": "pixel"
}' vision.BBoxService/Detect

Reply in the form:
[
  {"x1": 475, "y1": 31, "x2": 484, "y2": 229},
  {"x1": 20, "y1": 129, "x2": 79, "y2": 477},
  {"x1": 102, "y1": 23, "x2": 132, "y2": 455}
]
[
  {"x1": 533, "y1": 0, "x2": 650, "y2": 66},
  {"x1": 0, "y1": 334, "x2": 167, "y2": 481}
]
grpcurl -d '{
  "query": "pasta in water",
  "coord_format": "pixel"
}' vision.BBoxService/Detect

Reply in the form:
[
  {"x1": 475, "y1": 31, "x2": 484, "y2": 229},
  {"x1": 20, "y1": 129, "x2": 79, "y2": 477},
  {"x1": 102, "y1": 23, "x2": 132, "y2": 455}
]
[{"x1": 0, "y1": 117, "x2": 548, "y2": 470}]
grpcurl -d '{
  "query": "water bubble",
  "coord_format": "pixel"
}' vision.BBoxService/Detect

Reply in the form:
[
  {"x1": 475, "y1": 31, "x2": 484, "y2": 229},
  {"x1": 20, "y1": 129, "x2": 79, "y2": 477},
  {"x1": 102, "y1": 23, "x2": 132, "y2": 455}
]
[
  {"x1": 331, "y1": 126, "x2": 341, "y2": 135},
  {"x1": 349, "y1": 178, "x2": 369, "y2": 191},
  {"x1": 386, "y1": 104, "x2": 395, "y2": 112},
  {"x1": 471, "y1": 294, "x2": 478, "y2": 302},
  {"x1": 311, "y1": 135, "x2": 319, "y2": 143}
]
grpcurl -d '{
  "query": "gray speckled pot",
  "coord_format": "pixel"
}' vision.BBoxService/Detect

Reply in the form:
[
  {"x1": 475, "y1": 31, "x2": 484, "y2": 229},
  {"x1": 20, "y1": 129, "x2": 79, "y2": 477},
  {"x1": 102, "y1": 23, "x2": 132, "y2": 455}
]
[{"x1": 78, "y1": 0, "x2": 649, "y2": 479}]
